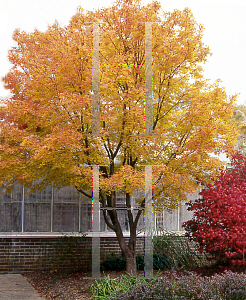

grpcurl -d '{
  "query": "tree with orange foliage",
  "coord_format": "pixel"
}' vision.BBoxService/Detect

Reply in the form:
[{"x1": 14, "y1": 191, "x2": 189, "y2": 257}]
[{"x1": 0, "y1": 0, "x2": 238, "y2": 275}]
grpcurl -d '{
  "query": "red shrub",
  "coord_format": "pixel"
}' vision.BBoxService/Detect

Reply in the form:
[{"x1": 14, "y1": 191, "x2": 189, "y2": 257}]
[{"x1": 183, "y1": 152, "x2": 246, "y2": 267}]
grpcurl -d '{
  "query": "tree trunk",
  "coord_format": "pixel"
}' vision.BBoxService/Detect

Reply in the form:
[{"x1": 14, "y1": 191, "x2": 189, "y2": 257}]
[
  {"x1": 118, "y1": 231, "x2": 137, "y2": 276},
  {"x1": 99, "y1": 192, "x2": 142, "y2": 277},
  {"x1": 124, "y1": 247, "x2": 137, "y2": 275},
  {"x1": 114, "y1": 225, "x2": 137, "y2": 276}
]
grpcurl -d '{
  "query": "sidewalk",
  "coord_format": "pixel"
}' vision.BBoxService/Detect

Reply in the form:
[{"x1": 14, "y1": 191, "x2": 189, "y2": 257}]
[{"x1": 0, "y1": 274, "x2": 42, "y2": 299}]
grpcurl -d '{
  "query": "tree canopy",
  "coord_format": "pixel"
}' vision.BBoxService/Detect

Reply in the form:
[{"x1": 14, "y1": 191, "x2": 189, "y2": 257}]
[{"x1": 0, "y1": 0, "x2": 239, "y2": 274}]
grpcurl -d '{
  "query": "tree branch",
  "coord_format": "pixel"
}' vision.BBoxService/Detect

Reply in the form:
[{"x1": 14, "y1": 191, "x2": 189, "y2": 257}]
[
  {"x1": 76, "y1": 187, "x2": 92, "y2": 199},
  {"x1": 134, "y1": 199, "x2": 145, "y2": 227},
  {"x1": 100, "y1": 192, "x2": 117, "y2": 231},
  {"x1": 126, "y1": 193, "x2": 134, "y2": 230}
]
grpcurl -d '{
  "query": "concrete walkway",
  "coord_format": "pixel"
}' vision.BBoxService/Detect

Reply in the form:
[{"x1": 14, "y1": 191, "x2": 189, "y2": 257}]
[{"x1": 0, "y1": 274, "x2": 42, "y2": 299}]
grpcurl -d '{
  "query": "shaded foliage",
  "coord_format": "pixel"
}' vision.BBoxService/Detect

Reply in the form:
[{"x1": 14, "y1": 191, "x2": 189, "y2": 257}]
[{"x1": 183, "y1": 152, "x2": 246, "y2": 267}]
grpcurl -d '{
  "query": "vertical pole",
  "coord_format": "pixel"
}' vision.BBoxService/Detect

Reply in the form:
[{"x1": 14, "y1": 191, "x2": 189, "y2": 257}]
[
  {"x1": 51, "y1": 184, "x2": 54, "y2": 232},
  {"x1": 92, "y1": 165, "x2": 100, "y2": 278},
  {"x1": 144, "y1": 22, "x2": 153, "y2": 276},
  {"x1": 177, "y1": 203, "x2": 180, "y2": 231},
  {"x1": 79, "y1": 196, "x2": 81, "y2": 233},
  {"x1": 154, "y1": 213, "x2": 157, "y2": 233},
  {"x1": 144, "y1": 165, "x2": 153, "y2": 277},
  {"x1": 131, "y1": 195, "x2": 133, "y2": 214},
  {"x1": 92, "y1": 22, "x2": 100, "y2": 136},
  {"x1": 22, "y1": 186, "x2": 25, "y2": 233},
  {"x1": 178, "y1": 177, "x2": 182, "y2": 231},
  {"x1": 145, "y1": 22, "x2": 153, "y2": 136}
]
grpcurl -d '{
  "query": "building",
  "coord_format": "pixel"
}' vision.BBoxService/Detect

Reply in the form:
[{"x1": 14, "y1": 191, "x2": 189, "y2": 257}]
[{"x1": 0, "y1": 184, "x2": 195, "y2": 236}]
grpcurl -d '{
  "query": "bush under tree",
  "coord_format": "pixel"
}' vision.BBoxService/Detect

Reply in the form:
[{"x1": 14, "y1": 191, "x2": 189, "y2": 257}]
[{"x1": 183, "y1": 152, "x2": 246, "y2": 268}]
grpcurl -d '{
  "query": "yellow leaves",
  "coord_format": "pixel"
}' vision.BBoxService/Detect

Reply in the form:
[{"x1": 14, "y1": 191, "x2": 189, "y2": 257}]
[
  {"x1": 151, "y1": 166, "x2": 196, "y2": 212},
  {"x1": 0, "y1": 0, "x2": 239, "y2": 212}
]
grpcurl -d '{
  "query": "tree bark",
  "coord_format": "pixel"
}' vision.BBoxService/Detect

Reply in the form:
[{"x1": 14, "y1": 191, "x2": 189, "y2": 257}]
[
  {"x1": 114, "y1": 224, "x2": 137, "y2": 276},
  {"x1": 124, "y1": 246, "x2": 137, "y2": 275},
  {"x1": 112, "y1": 193, "x2": 139, "y2": 276},
  {"x1": 79, "y1": 185, "x2": 143, "y2": 276}
]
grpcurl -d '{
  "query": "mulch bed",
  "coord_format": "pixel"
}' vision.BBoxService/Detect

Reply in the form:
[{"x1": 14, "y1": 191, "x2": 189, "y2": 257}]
[
  {"x1": 22, "y1": 265, "x2": 242, "y2": 299},
  {"x1": 23, "y1": 269, "x2": 94, "y2": 299},
  {"x1": 23, "y1": 269, "x2": 170, "y2": 299}
]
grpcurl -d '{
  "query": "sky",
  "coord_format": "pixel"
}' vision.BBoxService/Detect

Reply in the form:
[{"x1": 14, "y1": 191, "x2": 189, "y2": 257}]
[{"x1": 0, "y1": 0, "x2": 246, "y2": 105}]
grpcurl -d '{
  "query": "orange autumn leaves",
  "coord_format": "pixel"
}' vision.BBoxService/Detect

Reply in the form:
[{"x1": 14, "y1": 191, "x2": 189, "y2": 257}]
[
  {"x1": 0, "y1": 0, "x2": 239, "y2": 211},
  {"x1": 100, "y1": 165, "x2": 144, "y2": 195}
]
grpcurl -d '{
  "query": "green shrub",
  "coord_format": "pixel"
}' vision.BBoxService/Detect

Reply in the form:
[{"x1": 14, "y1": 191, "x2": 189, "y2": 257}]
[
  {"x1": 100, "y1": 229, "x2": 203, "y2": 272},
  {"x1": 153, "y1": 229, "x2": 205, "y2": 269},
  {"x1": 101, "y1": 254, "x2": 126, "y2": 271},
  {"x1": 90, "y1": 273, "x2": 150, "y2": 299},
  {"x1": 100, "y1": 252, "x2": 172, "y2": 272},
  {"x1": 136, "y1": 253, "x2": 173, "y2": 270}
]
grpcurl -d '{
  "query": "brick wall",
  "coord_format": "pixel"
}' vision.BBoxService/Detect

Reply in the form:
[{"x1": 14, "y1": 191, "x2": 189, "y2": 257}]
[
  {"x1": 100, "y1": 237, "x2": 145, "y2": 259},
  {"x1": 0, "y1": 236, "x2": 145, "y2": 273},
  {"x1": 0, "y1": 235, "x2": 209, "y2": 274}
]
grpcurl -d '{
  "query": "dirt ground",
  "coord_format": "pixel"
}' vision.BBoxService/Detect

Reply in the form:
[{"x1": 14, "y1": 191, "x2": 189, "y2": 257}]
[
  {"x1": 23, "y1": 269, "x2": 94, "y2": 300},
  {"x1": 23, "y1": 265, "x2": 233, "y2": 299},
  {"x1": 23, "y1": 269, "x2": 167, "y2": 299}
]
